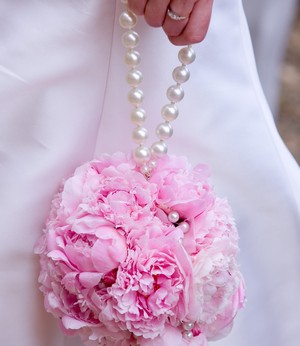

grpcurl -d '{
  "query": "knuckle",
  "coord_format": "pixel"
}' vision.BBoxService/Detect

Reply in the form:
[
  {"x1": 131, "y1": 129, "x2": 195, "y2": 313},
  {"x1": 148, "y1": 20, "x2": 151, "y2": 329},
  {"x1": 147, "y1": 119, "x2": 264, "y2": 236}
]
[{"x1": 145, "y1": 17, "x2": 163, "y2": 28}]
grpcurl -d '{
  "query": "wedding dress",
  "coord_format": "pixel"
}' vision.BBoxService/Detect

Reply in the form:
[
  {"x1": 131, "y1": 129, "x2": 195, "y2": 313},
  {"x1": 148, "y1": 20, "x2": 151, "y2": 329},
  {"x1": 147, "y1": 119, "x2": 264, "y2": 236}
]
[
  {"x1": 243, "y1": 0, "x2": 298, "y2": 116},
  {"x1": 0, "y1": 1, "x2": 299, "y2": 346}
]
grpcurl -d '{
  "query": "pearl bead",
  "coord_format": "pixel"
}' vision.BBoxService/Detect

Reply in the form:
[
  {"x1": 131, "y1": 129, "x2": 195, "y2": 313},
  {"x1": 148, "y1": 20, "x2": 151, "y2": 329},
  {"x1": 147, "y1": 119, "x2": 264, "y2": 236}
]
[
  {"x1": 183, "y1": 322, "x2": 195, "y2": 331},
  {"x1": 151, "y1": 141, "x2": 168, "y2": 157},
  {"x1": 125, "y1": 50, "x2": 141, "y2": 67},
  {"x1": 178, "y1": 46, "x2": 196, "y2": 65},
  {"x1": 172, "y1": 66, "x2": 190, "y2": 84},
  {"x1": 161, "y1": 104, "x2": 179, "y2": 121},
  {"x1": 133, "y1": 145, "x2": 151, "y2": 164},
  {"x1": 183, "y1": 331, "x2": 194, "y2": 339},
  {"x1": 175, "y1": 320, "x2": 182, "y2": 327},
  {"x1": 127, "y1": 70, "x2": 143, "y2": 87},
  {"x1": 156, "y1": 122, "x2": 173, "y2": 140},
  {"x1": 132, "y1": 126, "x2": 148, "y2": 143},
  {"x1": 128, "y1": 88, "x2": 144, "y2": 105},
  {"x1": 122, "y1": 30, "x2": 139, "y2": 49},
  {"x1": 179, "y1": 221, "x2": 190, "y2": 233},
  {"x1": 168, "y1": 211, "x2": 180, "y2": 223},
  {"x1": 140, "y1": 163, "x2": 151, "y2": 176},
  {"x1": 131, "y1": 107, "x2": 146, "y2": 125},
  {"x1": 119, "y1": 11, "x2": 137, "y2": 29},
  {"x1": 167, "y1": 85, "x2": 184, "y2": 103},
  {"x1": 148, "y1": 160, "x2": 157, "y2": 170}
]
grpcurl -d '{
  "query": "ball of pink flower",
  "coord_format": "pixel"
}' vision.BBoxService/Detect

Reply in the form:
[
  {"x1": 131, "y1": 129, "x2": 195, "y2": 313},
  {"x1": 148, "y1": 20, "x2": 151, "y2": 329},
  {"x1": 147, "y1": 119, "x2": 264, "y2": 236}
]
[{"x1": 35, "y1": 152, "x2": 245, "y2": 346}]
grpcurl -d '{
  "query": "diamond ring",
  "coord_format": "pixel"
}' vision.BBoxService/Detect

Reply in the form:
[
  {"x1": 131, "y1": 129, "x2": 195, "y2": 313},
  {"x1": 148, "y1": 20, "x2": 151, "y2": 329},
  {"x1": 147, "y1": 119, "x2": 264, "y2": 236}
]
[{"x1": 167, "y1": 8, "x2": 189, "y2": 21}]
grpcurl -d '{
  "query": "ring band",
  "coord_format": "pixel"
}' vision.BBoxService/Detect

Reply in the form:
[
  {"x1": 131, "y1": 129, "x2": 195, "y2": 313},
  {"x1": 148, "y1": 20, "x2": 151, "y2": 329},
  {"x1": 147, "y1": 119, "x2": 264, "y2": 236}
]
[{"x1": 167, "y1": 8, "x2": 188, "y2": 21}]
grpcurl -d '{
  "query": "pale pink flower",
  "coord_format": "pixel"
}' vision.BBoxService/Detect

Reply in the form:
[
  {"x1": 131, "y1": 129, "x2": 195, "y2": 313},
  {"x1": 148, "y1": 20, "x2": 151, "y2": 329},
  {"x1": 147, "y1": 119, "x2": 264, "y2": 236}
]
[
  {"x1": 104, "y1": 230, "x2": 193, "y2": 339},
  {"x1": 150, "y1": 155, "x2": 214, "y2": 220},
  {"x1": 189, "y1": 235, "x2": 244, "y2": 339}
]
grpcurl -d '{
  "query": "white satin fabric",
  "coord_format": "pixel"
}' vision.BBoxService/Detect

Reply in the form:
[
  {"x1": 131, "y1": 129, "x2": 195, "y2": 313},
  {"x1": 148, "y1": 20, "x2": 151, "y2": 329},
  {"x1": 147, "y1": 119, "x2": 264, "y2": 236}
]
[
  {"x1": 0, "y1": 1, "x2": 299, "y2": 346},
  {"x1": 242, "y1": 0, "x2": 298, "y2": 116}
]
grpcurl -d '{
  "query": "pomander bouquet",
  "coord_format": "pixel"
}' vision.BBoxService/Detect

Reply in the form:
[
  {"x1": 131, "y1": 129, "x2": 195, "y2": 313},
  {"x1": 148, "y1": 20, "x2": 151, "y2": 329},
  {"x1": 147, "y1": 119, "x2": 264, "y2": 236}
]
[
  {"x1": 35, "y1": 2, "x2": 245, "y2": 345},
  {"x1": 35, "y1": 153, "x2": 245, "y2": 346}
]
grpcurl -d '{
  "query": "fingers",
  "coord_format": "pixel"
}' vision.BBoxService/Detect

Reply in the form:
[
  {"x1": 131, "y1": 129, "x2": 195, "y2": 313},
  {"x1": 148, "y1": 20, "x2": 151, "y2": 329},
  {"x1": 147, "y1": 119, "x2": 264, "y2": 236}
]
[
  {"x1": 128, "y1": 0, "x2": 169, "y2": 27},
  {"x1": 163, "y1": 0, "x2": 195, "y2": 37},
  {"x1": 144, "y1": 0, "x2": 169, "y2": 27},
  {"x1": 167, "y1": 0, "x2": 214, "y2": 46},
  {"x1": 127, "y1": 0, "x2": 147, "y2": 16},
  {"x1": 127, "y1": 0, "x2": 214, "y2": 46}
]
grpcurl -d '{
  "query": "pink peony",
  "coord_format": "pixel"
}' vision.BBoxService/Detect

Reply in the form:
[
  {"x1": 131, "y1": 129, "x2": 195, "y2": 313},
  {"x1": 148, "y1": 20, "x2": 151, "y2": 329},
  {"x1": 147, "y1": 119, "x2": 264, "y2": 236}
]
[
  {"x1": 105, "y1": 229, "x2": 193, "y2": 339},
  {"x1": 149, "y1": 155, "x2": 214, "y2": 219},
  {"x1": 35, "y1": 152, "x2": 245, "y2": 345}
]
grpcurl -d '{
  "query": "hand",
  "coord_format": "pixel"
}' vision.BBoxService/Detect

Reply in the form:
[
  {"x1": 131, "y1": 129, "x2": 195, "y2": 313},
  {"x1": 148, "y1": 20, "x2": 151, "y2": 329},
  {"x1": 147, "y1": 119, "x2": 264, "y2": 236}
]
[{"x1": 127, "y1": 0, "x2": 214, "y2": 46}]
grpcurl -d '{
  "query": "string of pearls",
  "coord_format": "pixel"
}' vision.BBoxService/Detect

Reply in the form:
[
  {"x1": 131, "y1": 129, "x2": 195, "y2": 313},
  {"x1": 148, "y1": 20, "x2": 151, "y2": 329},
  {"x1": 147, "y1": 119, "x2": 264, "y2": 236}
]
[
  {"x1": 118, "y1": 3, "x2": 197, "y2": 340},
  {"x1": 119, "y1": 0, "x2": 196, "y2": 177}
]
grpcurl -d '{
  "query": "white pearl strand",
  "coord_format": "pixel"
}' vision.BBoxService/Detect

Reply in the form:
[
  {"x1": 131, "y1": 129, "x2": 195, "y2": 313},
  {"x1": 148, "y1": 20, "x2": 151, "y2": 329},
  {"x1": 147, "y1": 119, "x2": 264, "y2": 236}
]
[
  {"x1": 119, "y1": 1, "x2": 195, "y2": 177},
  {"x1": 119, "y1": 1, "x2": 196, "y2": 341}
]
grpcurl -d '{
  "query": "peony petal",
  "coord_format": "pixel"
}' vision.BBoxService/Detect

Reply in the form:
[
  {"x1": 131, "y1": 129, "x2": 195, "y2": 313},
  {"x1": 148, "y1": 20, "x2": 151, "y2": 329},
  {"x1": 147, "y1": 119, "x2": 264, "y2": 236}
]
[
  {"x1": 188, "y1": 333, "x2": 208, "y2": 346},
  {"x1": 62, "y1": 315, "x2": 93, "y2": 330},
  {"x1": 72, "y1": 215, "x2": 113, "y2": 234},
  {"x1": 45, "y1": 291, "x2": 62, "y2": 311},
  {"x1": 79, "y1": 272, "x2": 103, "y2": 288},
  {"x1": 139, "y1": 324, "x2": 185, "y2": 346},
  {"x1": 61, "y1": 175, "x2": 85, "y2": 214},
  {"x1": 48, "y1": 250, "x2": 72, "y2": 265},
  {"x1": 92, "y1": 226, "x2": 127, "y2": 274},
  {"x1": 64, "y1": 245, "x2": 95, "y2": 272},
  {"x1": 61, "y1": 272, "x2": 78, "y2": 293}
]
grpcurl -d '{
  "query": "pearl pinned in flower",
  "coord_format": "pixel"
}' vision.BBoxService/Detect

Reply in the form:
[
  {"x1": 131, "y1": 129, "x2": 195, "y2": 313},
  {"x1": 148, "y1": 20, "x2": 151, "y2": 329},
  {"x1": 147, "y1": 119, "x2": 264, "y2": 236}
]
[
  {"x1": 183, "y1": 322, "x2": 195, "y2": 331},
  {"x1": 179, "y1": 221, "x2": 190, "y2": 233},
  {"x1": 168, "y1": 211, "x2": 180, "y2": 224},
  {"x1": 183, "y1": 330, "x2": 194, "y2": 340}
]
